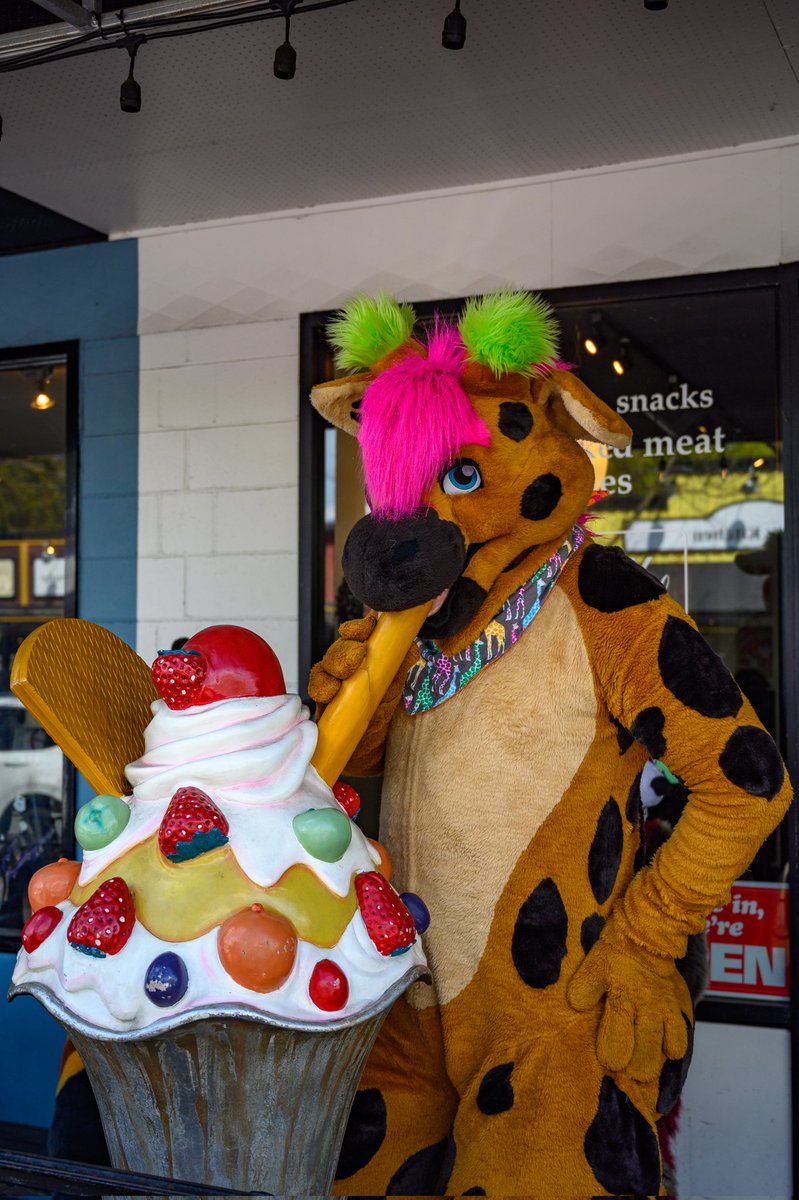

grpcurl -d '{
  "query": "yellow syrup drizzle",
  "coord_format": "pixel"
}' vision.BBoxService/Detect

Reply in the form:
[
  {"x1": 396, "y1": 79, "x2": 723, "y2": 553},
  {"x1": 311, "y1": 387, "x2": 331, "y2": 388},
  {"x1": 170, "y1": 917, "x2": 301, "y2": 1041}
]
[{"x1": 70, "y1": 837, "x2": 358, "y2": 947}]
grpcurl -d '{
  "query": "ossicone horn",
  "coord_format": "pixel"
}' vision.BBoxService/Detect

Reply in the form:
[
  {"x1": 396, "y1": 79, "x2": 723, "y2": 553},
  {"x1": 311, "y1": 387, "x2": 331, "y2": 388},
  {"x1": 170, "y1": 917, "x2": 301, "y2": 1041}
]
[
  {"x1": 328, "y1": 292, "x2": 416, "y2": 371},
  {"x1": 458, "y1": 290, "x2": 559, "y2": 376}
]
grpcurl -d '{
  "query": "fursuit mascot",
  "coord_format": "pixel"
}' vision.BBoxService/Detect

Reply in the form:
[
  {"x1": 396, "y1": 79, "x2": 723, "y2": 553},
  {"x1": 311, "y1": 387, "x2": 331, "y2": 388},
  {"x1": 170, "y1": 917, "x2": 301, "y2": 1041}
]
[{"x1": 307, "y1": 291, "x2": 792, "y2": 1197}]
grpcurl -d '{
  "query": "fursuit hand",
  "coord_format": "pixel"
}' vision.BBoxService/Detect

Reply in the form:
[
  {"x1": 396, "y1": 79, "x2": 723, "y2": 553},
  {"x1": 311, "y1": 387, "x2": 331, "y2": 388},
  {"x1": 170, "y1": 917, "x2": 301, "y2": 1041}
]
[
  {"x1": 308, "y1": 613, "x2": 378, "y2": 715},
  {"x1": 567, "y1": 923, "x2": 690, "y2": 1083}
]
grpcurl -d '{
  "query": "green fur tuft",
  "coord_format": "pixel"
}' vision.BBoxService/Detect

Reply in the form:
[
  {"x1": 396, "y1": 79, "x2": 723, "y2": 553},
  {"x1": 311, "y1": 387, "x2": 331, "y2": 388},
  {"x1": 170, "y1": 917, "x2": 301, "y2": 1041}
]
[
  {"x1": 459, "y1": 291, "x2": 559, "y2": 376},
  {"x1": 328, "y1": 292, "x2": 416, "y2": 371}
]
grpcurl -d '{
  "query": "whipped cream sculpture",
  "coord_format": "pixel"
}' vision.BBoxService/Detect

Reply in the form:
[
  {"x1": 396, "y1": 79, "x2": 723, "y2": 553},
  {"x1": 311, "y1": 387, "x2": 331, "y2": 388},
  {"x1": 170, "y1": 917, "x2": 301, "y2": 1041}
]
[{"x1": 13, "y1": 626, "x2": 429, "y2": 1033}]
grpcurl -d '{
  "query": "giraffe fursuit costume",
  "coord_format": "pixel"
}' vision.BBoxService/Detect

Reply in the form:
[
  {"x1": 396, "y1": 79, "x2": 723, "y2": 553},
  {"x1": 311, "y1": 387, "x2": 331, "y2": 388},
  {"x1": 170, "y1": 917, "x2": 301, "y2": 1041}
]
[{"x1": 309, "y1": 292, "x2": 793, "y2": 1197}]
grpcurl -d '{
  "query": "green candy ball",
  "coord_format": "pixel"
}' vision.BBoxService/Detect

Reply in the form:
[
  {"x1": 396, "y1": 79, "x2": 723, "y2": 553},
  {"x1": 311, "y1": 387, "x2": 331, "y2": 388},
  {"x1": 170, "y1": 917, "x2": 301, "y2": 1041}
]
[
  {"x1": 75, "y1": 794, "x2": 131, "y2": 851},
  {"x1": 293, "y1": 807, "x2": 353, "y2": 863}
]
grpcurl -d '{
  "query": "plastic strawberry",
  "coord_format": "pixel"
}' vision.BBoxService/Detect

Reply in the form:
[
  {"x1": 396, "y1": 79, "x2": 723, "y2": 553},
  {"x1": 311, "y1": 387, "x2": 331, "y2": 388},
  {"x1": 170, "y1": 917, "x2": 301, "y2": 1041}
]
[
  {"x1": 68, "y1": 877, "x2": 135, "y2": 958},
  {"x1": 355, "y1": 871, "x2": 416, "y2": 956},
  {"x1": 333, "y1": 781, "x2": 361, "y2": 820},
  {"x1": 152, "y1": 649, "x2": 208, "y2": 710},
  {"x1": 158, "y1": 787, "x2": 229, "y2": 863}
]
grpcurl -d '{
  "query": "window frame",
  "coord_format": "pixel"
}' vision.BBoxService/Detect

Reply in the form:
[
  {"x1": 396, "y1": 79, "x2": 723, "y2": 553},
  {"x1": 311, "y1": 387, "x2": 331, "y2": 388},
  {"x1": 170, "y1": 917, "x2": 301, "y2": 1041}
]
[{"x1": 0, "y1": 338, "x2": 79, "y2": 951}]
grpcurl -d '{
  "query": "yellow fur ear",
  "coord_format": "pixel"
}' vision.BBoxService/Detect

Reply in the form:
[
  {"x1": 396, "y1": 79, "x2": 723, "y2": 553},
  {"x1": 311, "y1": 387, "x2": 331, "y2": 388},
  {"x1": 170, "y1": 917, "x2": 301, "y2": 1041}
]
[
  {"x1": 537, "y1": 369, "x2": 632, "y2": 449},
  {"x1": 310, "y1": 374, "x2": 371, "y2": 437}
]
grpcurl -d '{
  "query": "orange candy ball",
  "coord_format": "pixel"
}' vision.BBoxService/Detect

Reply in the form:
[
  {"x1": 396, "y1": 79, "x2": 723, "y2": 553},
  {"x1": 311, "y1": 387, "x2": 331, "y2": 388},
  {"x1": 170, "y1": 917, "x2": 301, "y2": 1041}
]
[
  {"x1": 367, "y1": 838, "x2": 392, "y2": 881},
  {"x1": 28, "y1": 859, "x2": 81, "y2": 913},
  {"x1": 217, "y1": 904, "x2": 297, "y2": 993}
]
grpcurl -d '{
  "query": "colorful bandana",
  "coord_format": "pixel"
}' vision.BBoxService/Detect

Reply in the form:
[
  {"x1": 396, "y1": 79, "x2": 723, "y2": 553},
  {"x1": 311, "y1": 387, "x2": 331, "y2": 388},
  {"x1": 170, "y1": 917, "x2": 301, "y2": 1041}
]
[{"x1": 403, "y1": 524, "x2": 586, "y2": 715}]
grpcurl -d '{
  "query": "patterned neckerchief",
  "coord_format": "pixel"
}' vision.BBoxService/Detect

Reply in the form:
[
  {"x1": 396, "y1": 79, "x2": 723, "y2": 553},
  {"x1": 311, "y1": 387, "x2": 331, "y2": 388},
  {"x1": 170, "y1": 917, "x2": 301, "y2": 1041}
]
[{"x1": 403, "y1": 523, "x2": 586, "y2": 716}]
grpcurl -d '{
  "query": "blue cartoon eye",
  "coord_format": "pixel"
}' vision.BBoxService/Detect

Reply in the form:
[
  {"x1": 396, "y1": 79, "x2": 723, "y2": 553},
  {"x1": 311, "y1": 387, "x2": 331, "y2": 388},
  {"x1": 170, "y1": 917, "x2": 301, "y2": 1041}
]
[{"x1": 441, "y1": 459, "x2": 483, "y2": 495}]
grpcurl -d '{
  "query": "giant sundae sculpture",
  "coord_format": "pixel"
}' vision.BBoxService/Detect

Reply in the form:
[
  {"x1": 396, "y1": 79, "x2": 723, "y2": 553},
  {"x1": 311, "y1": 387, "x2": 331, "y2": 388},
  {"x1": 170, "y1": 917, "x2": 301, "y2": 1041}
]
[{"x1": 9, "y1": 616, "x2": 429, "y2": 1196}]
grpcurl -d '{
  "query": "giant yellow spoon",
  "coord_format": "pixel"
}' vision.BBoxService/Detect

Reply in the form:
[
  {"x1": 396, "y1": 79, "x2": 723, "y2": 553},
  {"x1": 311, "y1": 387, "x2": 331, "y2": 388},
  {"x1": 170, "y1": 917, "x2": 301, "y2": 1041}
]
[
  {"x1": 310, "y1": 603, "x2": 430, "y2": 787},
  {"x1": 11, "y1": 608, "x2": 430, "y2": 796}
]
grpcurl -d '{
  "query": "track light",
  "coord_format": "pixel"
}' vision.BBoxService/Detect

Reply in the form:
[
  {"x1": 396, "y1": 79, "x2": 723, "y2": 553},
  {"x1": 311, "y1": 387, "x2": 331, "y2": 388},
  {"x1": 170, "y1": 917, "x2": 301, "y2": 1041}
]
[
  {"x1": 120, "y1": 37, "x2": 144, "y2": 113},
  {"x1": 274, "y1": 4, "x2": 297, "y2": 78},
  {"x1": 720, "y1": 454, "x2": 729, "y2": 480},
  {"x1": 442, "y1": 1, "x2": 467, "y2": 50},
  {"x1": 583, "y1": 312, "x2": 607, "y2": 356},
  {"x1": 657, "y1": 459, "x2": 668, "y2": 483},
  {"x1": 612, "y1": 336, "x2": 633, "y2": 375}
]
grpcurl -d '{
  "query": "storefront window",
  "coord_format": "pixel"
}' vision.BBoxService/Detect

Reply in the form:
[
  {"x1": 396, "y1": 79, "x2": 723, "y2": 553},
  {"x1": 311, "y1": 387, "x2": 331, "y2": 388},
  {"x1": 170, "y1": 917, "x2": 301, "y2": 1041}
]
[{"x1": 0, "y1": 351, "x2": 72, "y2": 948}]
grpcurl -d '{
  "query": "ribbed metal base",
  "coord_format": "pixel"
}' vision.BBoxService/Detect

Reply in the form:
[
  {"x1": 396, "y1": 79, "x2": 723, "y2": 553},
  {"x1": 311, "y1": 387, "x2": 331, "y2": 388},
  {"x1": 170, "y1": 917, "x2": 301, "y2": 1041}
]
[{"x1": 10, "y1": 971, "x2": 428, "y2": 1199}]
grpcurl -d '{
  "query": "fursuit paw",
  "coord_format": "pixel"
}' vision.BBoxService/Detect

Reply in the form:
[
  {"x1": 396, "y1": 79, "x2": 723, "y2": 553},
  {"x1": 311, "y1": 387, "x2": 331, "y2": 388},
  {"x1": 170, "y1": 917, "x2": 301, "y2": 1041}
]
[
  {"x1": 308, "y1": 614, "x2": 378, "y2": 714},
  {"x1": 567, "y1": 925, "x2": 691, "y2": 1083}
]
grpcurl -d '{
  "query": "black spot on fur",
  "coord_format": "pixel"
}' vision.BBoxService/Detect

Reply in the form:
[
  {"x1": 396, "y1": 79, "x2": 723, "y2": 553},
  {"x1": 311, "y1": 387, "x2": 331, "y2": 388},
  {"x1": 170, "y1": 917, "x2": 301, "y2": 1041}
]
[
  {"x1": 611, "y1": 714, "x2": 634, "y2": 754},
  {"x1": 585, "y1": 1076, "x2": 661, "y2": 1195},
  {"x1": 588, "y1": 798, "x2": 623, "y2": 904},
  {"x1": 350, "y1": 408, "x2": 361, "y2": 424},
  {"x1": 463, "y1": 1190, "x2": 486, "y2": 1196},
  {"x1": 476, "y1": 1062, "x2": 515, "y2": 1115},
  {"x1": 521, "y1": 473, "x2": 562, "y2": 521},
  {"x1": 336, "y1": 1088, "x2": 387, "y2": 1179},
  {"x1": 498, "y1": 401, "x2": 534, "y2": 442},
  {"x1": 578, "y1": 543, "x2": 665, "y2": 612},
  {"x1": 387, "y1": 1134, "x2": 455, "y2": 1195},
  {"x1": 631, "y1": 707, "x2": 666, "y2": 758},
  {"x1": 625, "y1": 770, "x2": 643, "y2": 827},
  {"x1": 581, "y1": 913, "x2": 605, "y2": 954},
  {"x1": 512, "y1": 877, "x2": 568, "y2": 988},
  {"x1": 633, "y1": 840, "x2": 646, "y2": 872},
  {"x1": 719, "y1": 726, "x2": 785, "y2": 800},
  {"x1": 658, "y1": 617, "x2": 742, "y2": 718},
  {"x1": 657, "y1": 1015, "x2": 694, "y2": 1115}
]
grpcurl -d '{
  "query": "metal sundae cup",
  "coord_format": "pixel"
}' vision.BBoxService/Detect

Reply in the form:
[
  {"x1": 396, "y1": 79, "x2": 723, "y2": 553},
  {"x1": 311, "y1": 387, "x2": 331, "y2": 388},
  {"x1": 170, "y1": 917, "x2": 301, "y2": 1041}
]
[{"x1": 10, "y1": 971, "x2": 426, "y2": 1199}]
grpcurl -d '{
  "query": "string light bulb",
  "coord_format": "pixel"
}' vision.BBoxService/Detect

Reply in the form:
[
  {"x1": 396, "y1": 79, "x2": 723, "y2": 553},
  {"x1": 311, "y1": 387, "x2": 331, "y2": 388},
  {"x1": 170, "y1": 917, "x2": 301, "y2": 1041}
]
[
  {"x1": 720, "y1": 454, "x2": 729, "y2": 480},
  {"x1": 753, "y1": 457, "x2": 765, "y2": 469},
  {"x1": 442, "y1": 1, "x2": 467, "y2": 49},
  {"x1": 31, "y1": 372, "x2": 54, "y2": 411},
  {"x1": 120, "y1": 37, "x2": 144, "y2": 112},
  {"x1": 274, "y1": 3, "x2": 297, "y2": 78}
]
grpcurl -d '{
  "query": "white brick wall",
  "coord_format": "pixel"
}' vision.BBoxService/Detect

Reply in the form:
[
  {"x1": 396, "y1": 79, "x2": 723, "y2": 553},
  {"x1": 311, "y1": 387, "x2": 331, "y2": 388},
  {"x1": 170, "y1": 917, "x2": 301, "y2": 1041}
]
[{"x1": 136, "y1": 317, "x2": 300, "y2": 689}]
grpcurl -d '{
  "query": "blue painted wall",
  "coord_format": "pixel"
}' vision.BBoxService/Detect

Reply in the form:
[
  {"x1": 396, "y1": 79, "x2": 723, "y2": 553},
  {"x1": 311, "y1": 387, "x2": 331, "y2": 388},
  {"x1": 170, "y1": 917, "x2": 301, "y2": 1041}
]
[{"x1": 0, "y1": 239, "x2": 138, "y2": 1128}]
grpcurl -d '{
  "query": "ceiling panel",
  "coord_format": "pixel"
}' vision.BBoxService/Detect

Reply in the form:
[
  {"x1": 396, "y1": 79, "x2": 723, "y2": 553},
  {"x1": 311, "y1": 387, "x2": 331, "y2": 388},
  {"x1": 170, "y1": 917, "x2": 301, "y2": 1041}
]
[{"x1": 0, "y1": 0, "x2": 797, "y2": 235}]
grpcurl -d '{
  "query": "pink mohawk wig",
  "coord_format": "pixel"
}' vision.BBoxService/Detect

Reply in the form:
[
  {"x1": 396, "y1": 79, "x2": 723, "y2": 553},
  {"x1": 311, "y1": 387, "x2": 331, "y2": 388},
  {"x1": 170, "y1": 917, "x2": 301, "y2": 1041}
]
[{"x1": 358, "y1": 322, "x2": 491, "y2": 520}]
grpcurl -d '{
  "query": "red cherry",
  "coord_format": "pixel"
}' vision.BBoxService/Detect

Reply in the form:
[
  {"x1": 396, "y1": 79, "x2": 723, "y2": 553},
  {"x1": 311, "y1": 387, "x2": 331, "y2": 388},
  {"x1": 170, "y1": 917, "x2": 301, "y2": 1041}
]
[
  {"x1": 22, "y1": 905, "x2": 63, "y2": 953},
  {"x1": 333, "y1": 782, "x2": 361, "y2": 820},
  {"x1": 309, "y1": 959, "x2": 349, "y2": 1011},
  {"x1": 181, "y1": 625, "x2": 285, "y2": 703}
]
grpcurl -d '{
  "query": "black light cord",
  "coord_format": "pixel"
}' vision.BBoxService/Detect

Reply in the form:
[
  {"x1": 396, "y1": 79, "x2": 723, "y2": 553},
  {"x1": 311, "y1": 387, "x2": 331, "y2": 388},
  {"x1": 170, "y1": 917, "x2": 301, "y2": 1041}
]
[{"x1": 0, "y1": 0, "x2": 359, "y2": 75}]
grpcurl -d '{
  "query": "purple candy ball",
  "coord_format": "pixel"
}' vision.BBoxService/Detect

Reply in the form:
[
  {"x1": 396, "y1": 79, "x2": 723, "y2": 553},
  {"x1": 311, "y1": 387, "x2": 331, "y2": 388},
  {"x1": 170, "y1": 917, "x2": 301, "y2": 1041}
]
[
  {"x1": 400, "y1": 891, "x2": 430, "y2": 934},
  {"x1": 144, "y1": 951, "x2": 189, "y2": 1007}
]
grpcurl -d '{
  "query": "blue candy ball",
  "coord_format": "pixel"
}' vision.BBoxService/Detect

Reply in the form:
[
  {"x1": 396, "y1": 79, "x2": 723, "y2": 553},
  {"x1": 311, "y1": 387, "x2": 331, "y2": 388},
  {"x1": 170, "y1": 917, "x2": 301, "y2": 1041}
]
[
  {"x1": 400, "y1": 892, "x2": 430, "y2": 934},
  {"x1": 144, "y1": 952, "x2": 189, "y2": 1007}
]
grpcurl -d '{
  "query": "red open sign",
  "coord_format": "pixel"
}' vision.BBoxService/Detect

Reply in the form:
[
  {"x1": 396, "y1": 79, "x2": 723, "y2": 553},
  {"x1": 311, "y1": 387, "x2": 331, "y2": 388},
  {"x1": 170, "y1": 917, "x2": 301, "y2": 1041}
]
[{"x1": 705, "y1": 881, "x2": 790, "y2": 1001}]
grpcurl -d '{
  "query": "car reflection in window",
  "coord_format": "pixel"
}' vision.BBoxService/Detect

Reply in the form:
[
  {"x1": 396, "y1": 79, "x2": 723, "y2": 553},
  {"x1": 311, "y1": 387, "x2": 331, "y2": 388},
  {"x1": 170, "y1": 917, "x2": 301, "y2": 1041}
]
[{"x1": 0, "y1": 694, "x2": 63, "y2": 939}]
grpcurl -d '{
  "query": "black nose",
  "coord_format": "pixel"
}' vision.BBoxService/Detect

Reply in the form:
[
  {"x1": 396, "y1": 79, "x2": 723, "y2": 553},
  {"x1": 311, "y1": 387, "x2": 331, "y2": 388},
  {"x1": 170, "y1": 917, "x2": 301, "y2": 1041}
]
[{"x1": 343, "y1": 510, "x2": 466, "y2": 611}]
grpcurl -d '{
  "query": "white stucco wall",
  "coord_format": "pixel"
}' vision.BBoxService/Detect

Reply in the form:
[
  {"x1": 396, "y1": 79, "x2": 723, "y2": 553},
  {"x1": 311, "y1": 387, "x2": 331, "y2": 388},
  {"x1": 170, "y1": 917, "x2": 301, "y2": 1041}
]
[{"x1": 132, "y1": 136, "x2": 798, "y2": 1194}]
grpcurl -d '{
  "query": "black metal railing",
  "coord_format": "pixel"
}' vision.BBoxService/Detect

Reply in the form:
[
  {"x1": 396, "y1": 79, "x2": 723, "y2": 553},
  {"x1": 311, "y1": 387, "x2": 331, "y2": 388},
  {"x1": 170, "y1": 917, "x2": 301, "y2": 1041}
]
[{"x1": 0, "y1": 1149, "x2": 273, "y2": 1197}]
